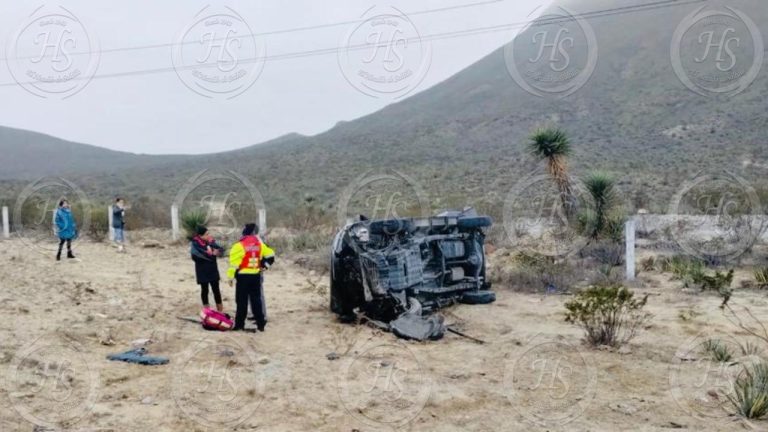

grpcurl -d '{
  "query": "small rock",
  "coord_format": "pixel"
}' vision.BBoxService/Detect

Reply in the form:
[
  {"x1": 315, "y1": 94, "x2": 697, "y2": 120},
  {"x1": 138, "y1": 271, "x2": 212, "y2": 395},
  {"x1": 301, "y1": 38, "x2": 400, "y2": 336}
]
[
  {"x1": 618, "y1": 346, "x2": 632, "y2": 355},
  {"x1": 141, "y1": 397, "x2": 153, "y2": 405},
  {"x1": 258, "y1": 357, "x2": 270, "y2": 365},
  {"x1": 326, "y1": 352, "x2": 340, "y2": 361},
  {"x1": 131, "y1": 338, "x2": 152, "y2": 348},
  {"x1": 609, "y1": 402, "x2": 638, "y2": 415}
]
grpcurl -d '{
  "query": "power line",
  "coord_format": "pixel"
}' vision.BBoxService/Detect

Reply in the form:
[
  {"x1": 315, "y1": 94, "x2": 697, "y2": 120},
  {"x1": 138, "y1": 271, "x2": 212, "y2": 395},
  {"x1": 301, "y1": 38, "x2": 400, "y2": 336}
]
[
  {"x1": 0, "y1": 0, "x2": 504, "y2": 62},
  {"x1": 0, "y1": 0, "x2": 706, "y2": 88}
]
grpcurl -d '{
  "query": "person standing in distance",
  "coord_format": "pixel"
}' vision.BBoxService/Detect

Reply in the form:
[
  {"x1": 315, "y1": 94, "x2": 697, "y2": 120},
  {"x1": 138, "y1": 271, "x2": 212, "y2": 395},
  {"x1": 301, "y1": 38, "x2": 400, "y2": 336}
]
[
  {"x1": 55, "y1": 199, "x2": 77, "y2": 261},
  {"x1": 113, "y1": 197, "x2": 127, "y2": 253},
  {"x1": 227, "y1": 223, "x2": 275, "y2": 332}
]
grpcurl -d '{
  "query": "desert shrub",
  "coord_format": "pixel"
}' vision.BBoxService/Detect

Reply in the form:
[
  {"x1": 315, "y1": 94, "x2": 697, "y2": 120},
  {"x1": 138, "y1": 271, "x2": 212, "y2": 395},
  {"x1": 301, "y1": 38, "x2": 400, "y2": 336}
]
[
  {"x1": 87, "y1": 206, "x2": 109, "y2": 242},
  {"x1": 493, "y1": 252, "x2": 583, "y2": 293},
  {"x1": 696, "y1": 269, "x2": 734, "y2": 292},
  {"x1": 702, "y1": 339, "x2": 733, "y2": 362},
  {"x1": 640, "y1": 256, "x2": 656, "y2": 272},
  {"x1": 581, "y1": 241, "x2": 624, "y2": 267},
  {"x1": 755, "y1": 267, "x2": 768, "y2": 289},
  {"x1": 285, "y1": 196, "x2": 333, "y2": 231},
  {"x1": 658, "y1": 255, "x2": 705, "y2": 280},
  {"x1": 728, "y1": 362, "x2": 768, "y2": 419},
  {"x1": 126, "y1": 196, "x2": 168, "y2": 229},
  {"x1": 564, "y1": 284, "x2": 651, "y2": 347},
  {"x1": 181, "y1": 210, "x2": 207, "y2": 240},
  {"x1": 292, "y1": 232, "x2": 329, "y2": 252}
]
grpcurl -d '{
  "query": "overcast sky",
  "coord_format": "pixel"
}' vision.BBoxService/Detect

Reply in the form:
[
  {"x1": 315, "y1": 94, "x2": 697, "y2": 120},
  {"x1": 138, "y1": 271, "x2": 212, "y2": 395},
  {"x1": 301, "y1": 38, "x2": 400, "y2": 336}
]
[{"x1": 0, "y1": 0, "x2": 550, "y2": 154}]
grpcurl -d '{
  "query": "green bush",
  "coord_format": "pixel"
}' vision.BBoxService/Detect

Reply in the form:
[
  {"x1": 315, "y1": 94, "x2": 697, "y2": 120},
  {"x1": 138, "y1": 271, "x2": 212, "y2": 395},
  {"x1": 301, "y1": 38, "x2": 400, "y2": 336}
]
[
  {"x1": 87, "y1": 205, "x2": 109, "y2": 242},
  {"x1": 728, "y1": 362, "x2": 768, "y2": 419},
  {"x1": 755, "y1": 267, "x2": 768, "y2": 289},
  {"x1": 181, "y1": 210, "x2": 207, "y2": 240},
  {"x1": 696, "y1": 269, "x2": 734, "y2": 292},
  {"x1": 702, "y1": 339, "x2": 733, "y2": 362},
  {"x1": 564, "y1": 284, "x2": 651, "y2": 347}
]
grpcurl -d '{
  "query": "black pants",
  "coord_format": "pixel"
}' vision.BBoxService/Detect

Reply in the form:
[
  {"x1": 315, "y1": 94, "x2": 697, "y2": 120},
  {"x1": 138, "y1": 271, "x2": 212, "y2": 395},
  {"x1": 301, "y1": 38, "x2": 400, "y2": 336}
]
[
  {"x1": 235, "y1": 274, "x2": 265, "y2": 329},
  {"x1": 200, "y1": 281, "x2": 222, "y2": 306},
  {"x1": 57, "y1": 238, "x2": 72, "y2": 257}
]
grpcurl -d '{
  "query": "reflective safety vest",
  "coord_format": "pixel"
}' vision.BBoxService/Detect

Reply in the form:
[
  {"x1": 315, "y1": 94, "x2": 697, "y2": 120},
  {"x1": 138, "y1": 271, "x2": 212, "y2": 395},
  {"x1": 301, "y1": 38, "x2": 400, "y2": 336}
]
[
  {"x1": 239, "y1": 235, "x2": 262, "y2": 271},
  {"x1": 228, "y1": 235, "x2": 274, "y2": 279}
]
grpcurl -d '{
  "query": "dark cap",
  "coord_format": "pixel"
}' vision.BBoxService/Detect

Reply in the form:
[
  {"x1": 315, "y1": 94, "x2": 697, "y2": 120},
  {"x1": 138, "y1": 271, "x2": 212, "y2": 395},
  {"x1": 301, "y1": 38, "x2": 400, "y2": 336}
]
[{"x1": 196, "y1": 226, "x2": 208, "y2": 236}]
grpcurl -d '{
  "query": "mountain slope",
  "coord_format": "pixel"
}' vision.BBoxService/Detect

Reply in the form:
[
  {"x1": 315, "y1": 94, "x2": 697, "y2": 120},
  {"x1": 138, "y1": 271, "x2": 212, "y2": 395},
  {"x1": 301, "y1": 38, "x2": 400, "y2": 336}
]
[
  {"x1": 0, "y1": 126, "x2": 198, "y2": 180},
  {"x1": 2, "y1": 0, "x2": 767, "y2": 220}
]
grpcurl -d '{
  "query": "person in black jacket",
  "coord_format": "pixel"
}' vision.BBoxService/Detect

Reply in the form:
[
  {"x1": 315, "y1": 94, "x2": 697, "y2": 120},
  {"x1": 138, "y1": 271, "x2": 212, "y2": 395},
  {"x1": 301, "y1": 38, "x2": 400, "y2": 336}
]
[{"x1": 190, "y1": 226, "x2": 225, "y2": 311}]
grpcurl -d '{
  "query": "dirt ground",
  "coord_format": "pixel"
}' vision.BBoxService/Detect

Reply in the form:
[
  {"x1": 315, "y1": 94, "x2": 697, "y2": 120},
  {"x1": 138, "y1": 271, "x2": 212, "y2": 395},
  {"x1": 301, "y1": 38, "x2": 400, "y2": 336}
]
[{"x1": 1, "y1": 233, "x2": 767, "y2": 432}]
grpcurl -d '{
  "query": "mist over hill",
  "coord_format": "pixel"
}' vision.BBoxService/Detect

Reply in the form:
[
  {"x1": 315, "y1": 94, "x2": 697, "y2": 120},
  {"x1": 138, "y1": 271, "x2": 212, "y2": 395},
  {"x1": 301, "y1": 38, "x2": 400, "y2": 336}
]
[{"x1": 2, "y1": 0, "x2": 767, "y2": 222}]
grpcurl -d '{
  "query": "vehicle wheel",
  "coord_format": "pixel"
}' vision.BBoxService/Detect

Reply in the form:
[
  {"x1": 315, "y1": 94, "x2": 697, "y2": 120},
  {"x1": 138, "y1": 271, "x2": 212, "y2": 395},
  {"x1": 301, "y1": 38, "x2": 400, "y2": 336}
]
[
  {"x1": 457, "y1": 216, "x2": 492, "y2": 229},
  {"x1": 458, "y1": 290, "x2": 496, "y2": 305}
]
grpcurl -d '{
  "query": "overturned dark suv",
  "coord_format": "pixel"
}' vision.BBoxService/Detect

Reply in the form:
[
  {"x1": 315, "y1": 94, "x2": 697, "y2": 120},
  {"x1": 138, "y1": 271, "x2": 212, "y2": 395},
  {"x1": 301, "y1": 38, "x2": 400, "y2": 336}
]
[{"x1": 330, "y1": 208, "x2": 495, "y2": 333}]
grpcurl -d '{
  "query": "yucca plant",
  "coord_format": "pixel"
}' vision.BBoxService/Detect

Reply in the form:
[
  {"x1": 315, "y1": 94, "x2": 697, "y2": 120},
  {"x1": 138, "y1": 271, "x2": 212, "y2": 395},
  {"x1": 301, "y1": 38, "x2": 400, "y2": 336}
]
[
  {"x1": 181, "y1": 210, "x2": 208, "y2": 240},
  {"x1": 728, "y1": 362, "x2": 768, "y2": 419},
  {"x1": 581, "y1": 172, "x2": 622, "y2": 240},
  {"x1": 528, "y1": 128, "x2": 576, "y2": 219}
]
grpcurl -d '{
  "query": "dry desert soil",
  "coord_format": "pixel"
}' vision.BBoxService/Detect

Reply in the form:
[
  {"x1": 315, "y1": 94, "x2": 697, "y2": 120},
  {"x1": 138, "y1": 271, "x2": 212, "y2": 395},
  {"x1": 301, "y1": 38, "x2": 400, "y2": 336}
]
[{"x1": 0, "y1": 233, "x2": 767, "y2": 432}]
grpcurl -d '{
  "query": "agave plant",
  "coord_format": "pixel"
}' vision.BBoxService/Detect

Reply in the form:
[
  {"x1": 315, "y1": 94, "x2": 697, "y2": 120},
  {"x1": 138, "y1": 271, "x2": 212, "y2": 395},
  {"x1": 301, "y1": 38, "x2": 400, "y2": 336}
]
[{"x1": 528, "y1": 128, "x2": 576, "y2": 219}]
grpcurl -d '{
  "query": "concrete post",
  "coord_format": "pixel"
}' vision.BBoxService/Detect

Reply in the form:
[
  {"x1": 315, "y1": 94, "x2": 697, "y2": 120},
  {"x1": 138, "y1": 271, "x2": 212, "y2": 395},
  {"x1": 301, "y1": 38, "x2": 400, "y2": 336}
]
[
  {"x1": 171, "y1": 204, "x2": 180, "y2": 241},
  {"x1": 258, "y1": 209, "x2": 267, "y2": 240},
  {"x1": 108, "y1": 205, "x2": 115, "y2": 242},
  {"x1": 625, "y1": 217, "x2": 636, "y2": 281},
  {"x1": 2, "y1": 206, "x2": 8, "y2": 239}
]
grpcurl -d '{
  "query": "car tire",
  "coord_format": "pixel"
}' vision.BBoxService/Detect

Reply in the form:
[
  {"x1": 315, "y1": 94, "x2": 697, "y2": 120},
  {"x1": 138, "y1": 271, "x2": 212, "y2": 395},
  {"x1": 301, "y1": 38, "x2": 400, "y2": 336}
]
[
  {"x1": 458, "y1": 290, "x2": 496, "y2": 305},
  {"x1": 457, "y1": 216, "x2": 493, "y2": 229}
]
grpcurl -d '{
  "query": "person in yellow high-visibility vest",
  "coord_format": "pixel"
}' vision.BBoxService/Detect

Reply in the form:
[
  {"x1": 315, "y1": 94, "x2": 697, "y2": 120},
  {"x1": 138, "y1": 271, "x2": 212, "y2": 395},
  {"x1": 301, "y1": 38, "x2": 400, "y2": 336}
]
[{"x1": 228, "y1": 223, "x2": 275, "y2": 331}]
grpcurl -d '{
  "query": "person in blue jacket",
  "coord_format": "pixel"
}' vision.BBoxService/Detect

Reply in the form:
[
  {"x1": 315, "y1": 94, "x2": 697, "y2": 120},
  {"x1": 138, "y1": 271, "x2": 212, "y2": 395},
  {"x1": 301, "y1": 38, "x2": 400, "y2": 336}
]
[{"x1": 55, "y1": 199, "x2": 78, "y2": 261}]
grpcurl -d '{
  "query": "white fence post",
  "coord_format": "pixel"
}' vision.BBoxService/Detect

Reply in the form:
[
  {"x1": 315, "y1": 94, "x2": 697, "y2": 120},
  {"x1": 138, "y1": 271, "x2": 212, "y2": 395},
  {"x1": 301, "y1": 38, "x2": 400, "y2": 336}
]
[
  {"x1": 258, "y1": 209, "x2": 267, "y2": 239},
  {"x1": 108, "y1": 205, "x2": 115, "y2": 242},
  {"x1": 625, "y1": 217, "x2": 636, "y2": 281},
  {"x1": 2, "y1": 206, "x2": 8, "y2": 239},
  {"x1": 171, "y1": 204, "x2": 180, "y2": 241}
]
